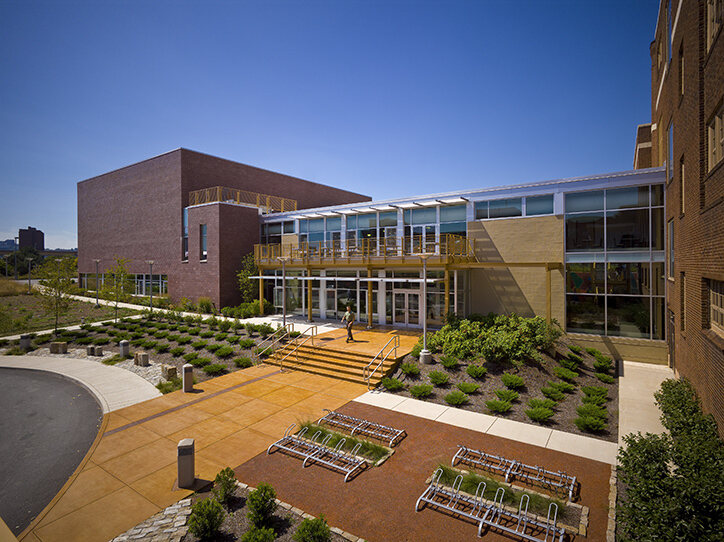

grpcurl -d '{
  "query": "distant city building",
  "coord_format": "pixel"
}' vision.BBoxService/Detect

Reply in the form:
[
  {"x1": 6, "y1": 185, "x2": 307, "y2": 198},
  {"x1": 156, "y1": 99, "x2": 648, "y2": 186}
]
[
  {"x1": 0, "y1": 239, "x2": 16, "y2": 250},
  {"x1": 18, "y1": 227, "x2": 44, "y2": 251}
]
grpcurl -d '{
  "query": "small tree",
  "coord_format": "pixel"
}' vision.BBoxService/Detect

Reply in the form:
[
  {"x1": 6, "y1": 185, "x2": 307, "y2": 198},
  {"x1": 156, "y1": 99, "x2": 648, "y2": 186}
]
[
  {"x1": 100, "y1": 257, "x2": 133, "y2": 322},
  {"x1": 237, "y1": 252, "x2": 258, "y2": 303},
  {"x1": 37, "y1": 257, "x2": 76, "y2": 335}
]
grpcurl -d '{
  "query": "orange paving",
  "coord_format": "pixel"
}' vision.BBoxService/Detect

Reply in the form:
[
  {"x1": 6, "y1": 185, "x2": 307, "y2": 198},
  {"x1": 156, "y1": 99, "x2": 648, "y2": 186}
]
[
  {"x1": 20, "y1": 364, "x2": 368, "y2": 542},
  {"x1": 306, "y1": 326, "x2": 421, "y2": 356}
]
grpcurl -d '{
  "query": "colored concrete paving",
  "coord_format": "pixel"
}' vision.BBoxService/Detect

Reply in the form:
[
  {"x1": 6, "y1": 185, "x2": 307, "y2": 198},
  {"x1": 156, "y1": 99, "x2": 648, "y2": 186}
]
[
  {"x1": 305, "y1": 326, "x2": 421, "y2": 357},
  {"x1": 0, "y1": 355, "x2": 161, "y2": 413},
  {"x1": 618, "y1": 360, "x2": 673, "y2": 446},
  {"x1": 237, "y1": 400, "x2": 612, "y2": 542},
  {"x1": 19, "y1": 365, "x2": 368, "y2": 542}
]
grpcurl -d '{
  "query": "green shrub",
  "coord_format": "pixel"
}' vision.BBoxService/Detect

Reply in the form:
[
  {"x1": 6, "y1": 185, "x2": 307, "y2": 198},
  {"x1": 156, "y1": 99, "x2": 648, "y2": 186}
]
[
  {"x1": 596, "y1": 372, "x2": 615, "y2": 384},
  {"x1": 581, "y1": 393, "x2": 607, "y2": 405},
  {"x1": 289, "y1": 331, "x2": 301, "y2": 338},
  {"x1": 218, "y1": 320, "x2": 231, "y2": 332},
  {"x1": 485, "y1": 399, "x2": 512, "y2": 413},
  {"x1": 212, "y1": 467, "x2": 236, "y2": 505},
  {"x1": 155, "y1": 343, "x2": 170, "y2": 354},
  {"x1": 187, "y1": 497, "x2": 224, "y2": 540},
  {"x1": 553, "y1": 366, "x2": 578, "y2": 382},
  {"x1": 190, "y1": 357, "x2": 211, "y2": 367},
  {"x1": 165, "y1": 333, "x2": 178, "y2": 342},
  {"x1": 197, "y1": 297, "x2": 213, "y2": 314},
  {"x1": 501, "y1": 372, "x2": 524, "y2": 389},
  {"x1": 526, "y1": 406, "x2": 554, "y2": 423},
  {"x1": 400, "y1": 362, "x2": 421, "y2": 376},
  {"x1": 93, "y1": 337, "x2": 110, "y2": 345},
  {"x1": 444, "y1": 390, "x2": 469, "y2": 406},
  {"x1": 293, "y1": 514, "x2": 331, "y2": 542},
  {"x1": 214, "y1": 333, "x2": 228, "y2": 341},
  {"x1": 142, "y1": 340, "x2": 158, "y2": 349},
  {"x1": 428, "y1": 370, "x2": 450, "y2": 386},
  {"x1": 439, "y1": 354, "x2": 459, "y2": 369},
  {"x1": 466, "y1": 364, "x2": 488, "y2": 379},
  {"x1": 130, "y1": 338, "x2": 145, "y2": 347},
  {"x1": 76, "y1": 336, "x2": 93, "y2": 345},
  {"x1": 203, "y1": 363, "x2": 227, "y2": 376},
  {"x1": 254, "y1": 346, "x2": 274, "y2": 357},
  {"x1": 381, "y1": 377, "x2": 404, "y2": 391},
  {"x1": 410, "y1": 341, "x2": 423, "y2": 358},
  {"x1": 457, "y1": 382, "x2": 480, "y2": 394},
  {"x1": 569, "y1": 345, "x2": 583, "y2": 355},
  {"x1": 183, "y1": 352, "x2": 199, "y2": 362},
  {"x1": 528, "y1": 398, "x2": 557, "y2": 410},
  {"x1": 541, "y1": 386, "x2": 564, "y2": 401},
  {"x1": 581, "y1": 385, "x2": 608, "y2": 399},
  {"x1": 594, "y1": 357, "x2": 614, "y2": 373},
  {"x1": 241, "y1": 527, "x2": 275, "y2": 542},
  {"x1": 576, "y1": 403, "x2": 608, "y2": 420},
  {"x1": 575, "y1": 415, "x2": 607, "y2": 432},
  {"x1": 188, "y1": 327, "x2": 201, "y2": 336},
  {"x1": 559, "y1": 357, "x2": 580, "y2": 371},
  {"x1": 178, "y1": 326, "x2": 189, "y2": 333},
  {"x1": 156, "y1": 377, "x2": 182, "y2": 394},
  {"x1": 206, "y1": 343, "x2": 222, "y2": 353},
  {"x1": 234, "y1": 357, "x2": 253, "y2": 368},
  {"x1": 494, "y1": 388, "x2": 519, "y2": 402},
  {"x1": 585, "y1": 347, "x2": 602, "y2": 357},
  {"x1": 226, "y1": 335, "x2": 240, "y2": 344},
  {"x1": 200, "y1": 331, "x2": 215, "y2": 339},
  {"x1": 409, "y1": 384, "x2": 434, "y2": 399},
  {"x1": 548, "y1": 380, "x2": 575, "y2": 393},
  {"x1": 239, "y1": 339, "x2": 255, "y2": 349},
  {"x1": 247, "y1": 483, "x2": 277, "y2": 528},
  {"x1": 192, "y1": 340, "x2": 207, "y2": 350},
  {"x1": 153, "y1": 330, "x2": 168, "y2": 339},
  {"x1": 5, "y1": 346, "x2": 27, "y2": 355},
  {"x1": 170, "y1": 346, "x2": 185, "y2": 357},
  {"x1": 215, "y1": 346, "x2": 234, "y2": 358}
]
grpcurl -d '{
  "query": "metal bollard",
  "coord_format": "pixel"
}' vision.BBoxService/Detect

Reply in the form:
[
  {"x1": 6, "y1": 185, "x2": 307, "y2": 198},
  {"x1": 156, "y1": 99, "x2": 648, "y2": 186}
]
[
  {"x1": 177, "y1": 438, "x2": 195, "y2": 489},
  {"x1": 183, "y1": 364, "x2": 193, "y2": 392}
]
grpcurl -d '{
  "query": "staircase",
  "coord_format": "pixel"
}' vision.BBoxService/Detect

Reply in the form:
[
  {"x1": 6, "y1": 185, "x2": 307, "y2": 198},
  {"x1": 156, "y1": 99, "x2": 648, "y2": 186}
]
[{"x1": 264, "y1": 343, "x2": 404, "y2": 386}]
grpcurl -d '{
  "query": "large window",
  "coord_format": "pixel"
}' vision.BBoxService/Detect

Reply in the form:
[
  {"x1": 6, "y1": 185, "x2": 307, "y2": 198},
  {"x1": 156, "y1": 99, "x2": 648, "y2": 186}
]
[
  {"x1": 668, "y1": 219, "x2": 674, "y2": 277},
  {"x1": 526, "y1": 195, "x2": 554, "y2": 216},
  {"x1": 708, "y1": 102, "x2": 724, "y2": 171},
  {"x1": 200, "y1": 224, "x2": 207, "y2": 260},
  {"x1": 182, "y1": 208, "x2": 189, "y2": 261},
  {"x1": 708, "y1": 0, "x2": 723, "y2": 51},
  {"x1": 668, "y1": 121, "x2": 674, "y2": 181},
  {"x1": 711, "y1": 279, "x2": 724, "y2": 335}
]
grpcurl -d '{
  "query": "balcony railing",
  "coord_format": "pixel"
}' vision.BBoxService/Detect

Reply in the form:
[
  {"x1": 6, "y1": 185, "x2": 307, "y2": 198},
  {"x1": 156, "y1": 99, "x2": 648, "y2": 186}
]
[
  {"x1": 255, "y1": 234, "x2": 476, "y2": 266},
  {"x1": 189, "y1": 186, "x2": 297, "y2": 213}
]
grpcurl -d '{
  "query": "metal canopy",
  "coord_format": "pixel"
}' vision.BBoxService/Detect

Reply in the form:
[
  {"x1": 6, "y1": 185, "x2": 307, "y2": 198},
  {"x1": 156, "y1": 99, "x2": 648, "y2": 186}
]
[{"x1": 249, "y1": 275, "x2": 441, "y2": 283}]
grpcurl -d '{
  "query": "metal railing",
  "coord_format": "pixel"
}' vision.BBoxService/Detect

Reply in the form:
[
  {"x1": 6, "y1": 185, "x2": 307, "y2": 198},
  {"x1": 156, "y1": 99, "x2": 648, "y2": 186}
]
[
  {"x1": 255, "y1": 233, "x2": 474, "y2": 265},
  {"x1": 275, "y1": 325, "x2": 318, "y2": 371},
  {"x1": 188, "y1": 186, "x2": 297, "y2": 213},
  {"x1": 363, "y1": 334, "x2": 400, "y2": 389},
  {"x1": 253, "y1": 323, "x2": 294, "y2": 364}
]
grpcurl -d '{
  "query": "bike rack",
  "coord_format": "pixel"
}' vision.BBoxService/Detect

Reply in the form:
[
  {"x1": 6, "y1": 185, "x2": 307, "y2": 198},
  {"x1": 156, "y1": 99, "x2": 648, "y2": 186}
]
[
  {"x1": 318, "y1": 409, "x2": 406, "y2": 447},
  {"x1": 452, "y1": 445, "x2": 577, "y2": 502}
]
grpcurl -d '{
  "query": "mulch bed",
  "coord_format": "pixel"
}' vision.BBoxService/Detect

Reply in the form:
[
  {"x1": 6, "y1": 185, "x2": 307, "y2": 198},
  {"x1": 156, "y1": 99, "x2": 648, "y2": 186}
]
[
  {"x1": 387, "y1": 335, "x2": 619, "y2": 442},
  {"x1": 183, "y1": 486, "x2": 347, "y2": 542}
]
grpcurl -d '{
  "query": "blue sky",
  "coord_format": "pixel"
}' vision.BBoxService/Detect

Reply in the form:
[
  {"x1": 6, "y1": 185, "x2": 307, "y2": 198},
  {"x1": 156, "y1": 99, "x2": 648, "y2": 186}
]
[{"x1": 0, "y1": 0, "x2": 659, "y2": 249}]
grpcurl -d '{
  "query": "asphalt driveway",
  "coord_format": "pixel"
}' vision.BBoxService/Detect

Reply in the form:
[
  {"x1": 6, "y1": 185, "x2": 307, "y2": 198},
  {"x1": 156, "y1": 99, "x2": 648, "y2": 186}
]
[{"x1": 0, "y1": 368, "x2": 102, "y2": 535}]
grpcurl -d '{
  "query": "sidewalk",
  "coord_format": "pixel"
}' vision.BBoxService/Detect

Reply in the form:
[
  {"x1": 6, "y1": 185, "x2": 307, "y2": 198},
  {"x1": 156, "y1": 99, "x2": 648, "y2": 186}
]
[
  {"x1": 0, "y1": 355, "x2": 161, "y2": 413},
  {"x1": 618, "y1": 360, "x2": 673, "y2": 445}
]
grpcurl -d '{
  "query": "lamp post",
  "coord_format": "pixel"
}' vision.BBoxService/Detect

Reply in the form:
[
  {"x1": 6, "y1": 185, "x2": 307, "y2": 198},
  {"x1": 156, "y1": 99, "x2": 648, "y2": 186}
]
[
  {"x1": 276, "y1": 256, "x2": 289, "y2": 329},
  {"x1": 146, "y1": 260, "x2": 154, "y2": 312},
  {"x1": 27, "y1": 257, "x2": 33, "y2": 294},
  {"x1": 13, "y1": 236, "x2": 18, "y2": 280},
  {"x1": 419, "y1": 253, "x2": 433, "y2": 364},
  {"x1": 93, "y1": 259, "x2": 101, "y2": 307}
]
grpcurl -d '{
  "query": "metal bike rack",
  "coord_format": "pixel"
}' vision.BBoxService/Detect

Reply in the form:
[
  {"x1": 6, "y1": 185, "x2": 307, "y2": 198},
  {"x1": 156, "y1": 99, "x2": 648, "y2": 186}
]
[
  {"x1": 452, "y1": 445, "x2": 577, "y2": 502},
  {"x1": 318, "y1": 409, "x2": 406, "y2": 447},
  {"x1": 267, "y1": 424, "x2": 367, "y2": 482},
  {"x1": 415, "y1": 468, "x2": 491, "y2": 523}
]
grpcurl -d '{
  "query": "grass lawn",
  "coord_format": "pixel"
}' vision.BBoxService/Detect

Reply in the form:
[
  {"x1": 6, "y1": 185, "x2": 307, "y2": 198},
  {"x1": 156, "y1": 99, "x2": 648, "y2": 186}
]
[{"x1": 0, "y1": 292, "x2": 141, "y2": 335}]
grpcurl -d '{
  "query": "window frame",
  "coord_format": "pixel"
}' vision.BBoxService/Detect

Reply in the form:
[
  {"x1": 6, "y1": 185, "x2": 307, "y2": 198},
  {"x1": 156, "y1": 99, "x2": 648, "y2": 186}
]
[
  {"x1": 200, "y1": 223, "x2": 207, "y2": 261},
  {"x1": 710, "y1": 279, "x2": 724, "y2": 336},
  {"x1": 708, "y1": 101, "x2": 724, "y2": 171}
]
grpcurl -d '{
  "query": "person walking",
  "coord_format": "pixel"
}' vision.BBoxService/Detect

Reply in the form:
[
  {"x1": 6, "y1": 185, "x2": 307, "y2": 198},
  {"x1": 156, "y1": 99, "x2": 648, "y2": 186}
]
[{"x1": 341, "y1": 305, "x2": 355, "y2": 343}]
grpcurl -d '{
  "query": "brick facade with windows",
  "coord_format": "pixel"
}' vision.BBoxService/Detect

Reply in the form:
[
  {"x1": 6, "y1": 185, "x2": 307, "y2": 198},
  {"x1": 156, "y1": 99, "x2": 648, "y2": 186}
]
[
  {"x1": 644, "y1": 0, "x2": 724, "y2": 433},
  {"x1": 77, "y1": 148, "x2": 370, "y2": 308}
]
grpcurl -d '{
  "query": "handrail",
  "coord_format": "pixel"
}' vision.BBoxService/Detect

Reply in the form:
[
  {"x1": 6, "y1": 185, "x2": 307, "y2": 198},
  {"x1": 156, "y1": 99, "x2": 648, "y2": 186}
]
[
  {"x1": 253, "y1": 323, "x2": 293, "y2": 364},
  {"x1": 276, "y1": 325, "x2": 317, "y2": 372},
  {"x1": 363, "y1": 334, "x2": 400, "y2": 389},
  {"x1": 188, "y1": 186, "x2": 297, "y2": 213}
]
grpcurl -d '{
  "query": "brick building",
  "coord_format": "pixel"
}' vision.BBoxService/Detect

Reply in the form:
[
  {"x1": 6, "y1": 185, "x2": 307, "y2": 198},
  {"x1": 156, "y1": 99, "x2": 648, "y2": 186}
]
[
  {"x1": 637, "y1": 0, "x2": 723, "y2": 431},
  {"x1": 77, "y1": 148, "x2": 370, "y2": 308},
  {"x1": 18, "y1": 226, "x2": 44, "y2": 251}
]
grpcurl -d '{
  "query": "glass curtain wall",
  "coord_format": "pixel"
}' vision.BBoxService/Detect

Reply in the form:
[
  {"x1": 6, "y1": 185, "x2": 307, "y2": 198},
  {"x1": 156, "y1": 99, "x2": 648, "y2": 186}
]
[{"x1": 565, "y1": 185, "x2": 665, "y2": 339}]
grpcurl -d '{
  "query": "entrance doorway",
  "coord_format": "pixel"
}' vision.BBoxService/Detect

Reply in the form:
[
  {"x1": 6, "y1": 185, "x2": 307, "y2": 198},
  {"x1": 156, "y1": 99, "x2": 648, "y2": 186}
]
[{"x1": 393, "y1": 291, "x2": 420, "y2": 327}]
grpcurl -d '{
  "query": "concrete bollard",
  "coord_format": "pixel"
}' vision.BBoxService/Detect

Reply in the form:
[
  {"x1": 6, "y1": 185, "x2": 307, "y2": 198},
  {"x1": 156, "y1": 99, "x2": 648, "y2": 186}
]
[
  {"x1": 50, "y1": 342, "x2": 68, "y2": 354},
  {"x1": 119, "y1": 340, "x2": 129, "y2": 358},
  {"x1": 87, "y1": 345, "x2": 96, "y2": 356},
  {"x1": 162, "y1": 364, "x2": 177, "y2": 380},
  {"x1": 420, "y1": 349, "x2": 433, "y2": 364},
  {"x1": 134, "y1": 352, "x2": 149, "y2": 367},
  {"x1": 177, "y1": 438, "x2": 195, "y2": 489},
  {"x1": 94, "y1": 346, "x2": 103, "y2": 357},
  {"x1": 183, "y1": 364, "x2": 193, "y2": 392},
  {"x1": 19, "y1": 335, "x2": 32, "y2": 350}
]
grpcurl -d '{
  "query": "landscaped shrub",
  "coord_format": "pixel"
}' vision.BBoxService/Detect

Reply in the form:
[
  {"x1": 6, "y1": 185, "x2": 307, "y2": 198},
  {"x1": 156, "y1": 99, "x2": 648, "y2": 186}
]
[
  {"x1": 192, "y1": 340, "x2": 208, "y2": 350},
  {"x1": 203, "y1": 363, "x2": 226, "y2": 376},
  {"x1": 594, "y1": 357, "x2": 614, "y2": 374},
  {"x1": 501, "y1": 372, "x2": 524, "y2": 390},
  {"x1": 153, "y1": 330, "x2": 168, "y2": 339},
  {"x1": 559, "y1": 356, "x2": 581, "y2": 371},
  {"x1": 410, "y1": 341, "x2": 422, "y2": 358},
  {"x1": 444, "y1": 390, "x2": 469, "y2": 406},
  {"x1": 574, "y1": 415, "x2": 607, "y2": 432},
  {"x1": 5, "y1": 346, "x2": 27, "y2": 355},
  {"x1": 457, "y1": 382, "x2": 480, "y2": 394},
  {"x1": 190, "y1": 357, "x2": 211, "y2": 367},
  {"x1": 206, "y1": 343, "x2": 222, "y2": 353},
  {"x1": 485, "y1": 399, "x2": 512, "y2": 413},
  {"x1": 247, "y1": 483, "x2": 278, "y2": 528},
  {"x1": 218, "y1": 320, "x2": 231, "y2": 332},
  {"x1": 234, "y1": 357, "x2": 253, "y2": 368},
  {"x1": 439, "y1": 354, "x2": 459, "y2": 369},
  {"x1": 494, "y1": 389, "x2": 519, "y2": 402},
  {"x1": 245, "y1": 323, "x2": 257, "y2": 335},
  {"x1": 183, "y1": 352, "x2": 198, "y2": 362},
  {"x1": 569, "y1": 345, "x2": 583, "y2": 355},
  {"x1": 289, "y1": 330, "x2": 301, "y2": 338},
  {"x1": 548, "y1": 380, "x2": 575, "y2": 393},
  {"x1": 178, "y1": 326, "x2": 189, "y2": 333},
  {"x1": 241, "y1": 527, "x2": 275, "y2": 542},
  {"x1": 239, "y1": 339, "x2": 255, "y2": 349},
  {"x1": 257, "y1": 323, "x2": 275, "y2": 338},
  {"x1": 381, "y1": 377, "x2": 404, "y2": 391},
  {"x1": 293, "y1": 514, "x2": 331, "y2": 542},
  {"x1": 576, "y1": 403, "x2": 608, "y2": 420},
  {"x1": 197, "y1": 297, "x2": 213, "y2": 314},
  {"x1": 553, "y1": 366, "x2": 578, "y2": 382},
  {"x1": 212, "y1": 467, "x2": 236, "y2": 506},
  {"x1": 188, "y1": 497, "x2": 224, "y2": 540},
  {"x1": 581, "y1": 385, "x2": 608, "y2": 400},
  {"x1": 581, "y1": 393, "x2": 607, "y2": 405},
  {"x1": 156, "y1": 377, "x2": 182, "y2": 394},
  {"x1": 142, "y1": 340, "x2": 158, "y2": 349},
  {"x1": 200, "y1": 331, "x2": 214, "y2": 339},
  {"x1": 226, "y1": 335, "x2": 240, "y2": 344},
  {"x1": 526, "y1": 406, "x2": 554, "y2": 423},
  {"x1": 528, "y1": 398, "x2": 557, "y2": 410},
  {"x1": 428, "y1": 370, "x2": 450, "y2": 386},
  {"x1": 400, "y1": 362, "x2": 421, "y2": 376},
  {"x1": 466, "y1": 364, "x2": 488, "y2": 379},
  {"x1": 596, "y1": 372, "x2": 615, "y2": 384},
  {"x1": 214, "y1": 333, "x2": 228, "y2": 341},
  {"x1": 254, "y1": 346, "x2": 273, "y2": 357},
  {"x1": 215, "y1": 346, "x2": 234, "y2": 358},
  {"x1": 585, "y1": 347, "x2": 602, "y2": 357},
  {"x1": 93, "y1": 337, "x2": 110, "y2": 345},
  {"x1": 130, "y1": 338, "x2": 145, "y2": 347},
  {"x1": 188, "y1": 327, "x2": 201, "y2": 336},
  {"x1": 170, "y1": 346, "x2": 185, "y2": 357},
  {"x1": 76, "y1": 336, "x2": 93, "y2": 344},
  {"x1": 155, "y1": 343, "x2": 170, "y2": 354},
  {"x1": 409, "y1": 384, "x2": 434, "y2": 398},
  {"x1": 541, "y1": 386, "x2": 564, "y2": 401}
]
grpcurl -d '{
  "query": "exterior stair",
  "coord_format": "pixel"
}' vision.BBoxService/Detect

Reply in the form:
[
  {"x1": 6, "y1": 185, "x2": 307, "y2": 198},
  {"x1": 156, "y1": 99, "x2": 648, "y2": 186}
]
[{"x1": 264, "y1": 343, "x2": 404, "y2": 386}]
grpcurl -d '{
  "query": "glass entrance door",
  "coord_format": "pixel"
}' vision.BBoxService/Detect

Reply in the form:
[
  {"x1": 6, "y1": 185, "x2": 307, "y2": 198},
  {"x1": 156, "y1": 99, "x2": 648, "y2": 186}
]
[
  {"x1": 393, "y1": 291, "x2": 420, "y2": 327},
  {"x1": 411, "y1": 225, "x2": 437, "y2": 253}
]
